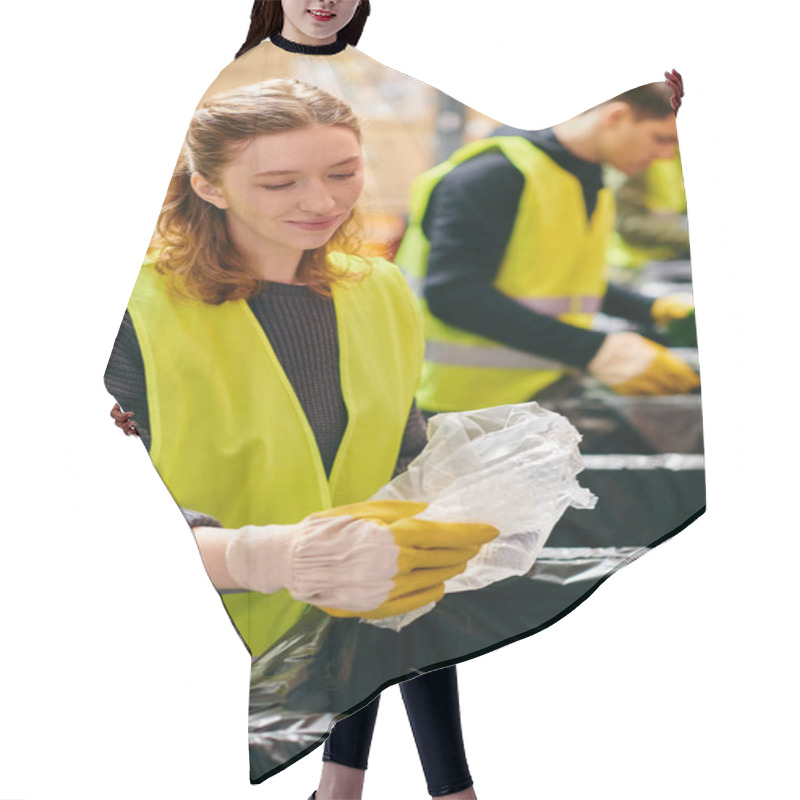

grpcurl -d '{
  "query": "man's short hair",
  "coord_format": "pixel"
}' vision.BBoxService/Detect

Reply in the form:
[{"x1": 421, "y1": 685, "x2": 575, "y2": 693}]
[{"x1": 608, "y1": 82, "x2": 675, "y2": 119}]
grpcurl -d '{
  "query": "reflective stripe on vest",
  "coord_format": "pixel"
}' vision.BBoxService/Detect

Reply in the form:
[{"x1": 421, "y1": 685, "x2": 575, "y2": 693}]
[
  {"x1": 514, "y1": 296, "x2": 603, "y2": 315},
  {"x1": 405, "y1": 273, "x2": 602, "y2": 316},
  {"x1": 396, "y1": 135, "x2": 614, "y2": 412},
  {"x1": 128, "y1": 254, "x2": 424, "y2": 657},
  {"x1": 425, "y1": 340, "x2": 564, "y2": 371}
]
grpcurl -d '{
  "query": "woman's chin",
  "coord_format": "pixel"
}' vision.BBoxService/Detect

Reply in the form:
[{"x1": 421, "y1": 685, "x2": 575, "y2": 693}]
[{"x1": 285, "y1": 219, "x2": 344, "y2": 249}]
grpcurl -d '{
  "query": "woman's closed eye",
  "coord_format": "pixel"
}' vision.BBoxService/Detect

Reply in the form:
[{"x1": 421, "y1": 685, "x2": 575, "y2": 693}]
[
  {"x1": 261, "y1": 181, "x2": 296, "y2": 190},
  {"x1": 260, "y1": 173, "x2": 355, "y2": 190}
]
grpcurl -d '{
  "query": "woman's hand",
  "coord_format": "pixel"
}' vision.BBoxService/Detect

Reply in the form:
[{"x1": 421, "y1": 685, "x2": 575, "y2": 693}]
[
  {"x1": 223, "y1": 500, "x2": 499, "y2": 618},
  {"x1": 110, "y1": 402, "x2": 139, "y2": 436}
]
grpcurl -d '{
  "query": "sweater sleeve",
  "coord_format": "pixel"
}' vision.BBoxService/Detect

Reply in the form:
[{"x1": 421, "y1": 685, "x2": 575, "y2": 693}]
[
  {"x1": 421, "y1": 153, "x2": 607, "y2": 369},
  {"x1": 602, "y1": 283, "x2": 657, "y2": 325},
  {"x1": 103, "y1": 310, "x2": 152, "y2": 452},
  {"x1": 392, "y1": 400, "x2": 428, "y2": 478}
]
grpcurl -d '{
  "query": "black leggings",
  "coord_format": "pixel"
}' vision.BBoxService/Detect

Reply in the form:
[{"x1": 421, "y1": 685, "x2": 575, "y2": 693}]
[{"x1": 322, "y1": 665, "x2": 472, "y2": 797}]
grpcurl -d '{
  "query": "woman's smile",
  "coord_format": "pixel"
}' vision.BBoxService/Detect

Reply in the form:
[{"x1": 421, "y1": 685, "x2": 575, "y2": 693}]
[
  {"x1": 286, "y1": 214, "x2": 344, "y2": 231},
  {"x1": 308, "y1": 8, "x2": 335, "y2": 22}
]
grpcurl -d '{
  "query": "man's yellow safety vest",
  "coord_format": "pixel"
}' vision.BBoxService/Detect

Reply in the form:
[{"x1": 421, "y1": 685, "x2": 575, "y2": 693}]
[
  {"x1": 395, "y1": 136, "x2": 615, "y2": 412},
  {"x1": 127, "y1": 255, "x2": 424, "y2": 657},
  {"x1": 607, "y1": 154, "x2": 687, "y2": 269}
]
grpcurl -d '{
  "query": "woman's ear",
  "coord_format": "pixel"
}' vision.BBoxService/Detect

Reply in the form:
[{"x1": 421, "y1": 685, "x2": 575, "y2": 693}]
[{"x1": 190, "y1": 172, "x2": 229, "y2": 210}]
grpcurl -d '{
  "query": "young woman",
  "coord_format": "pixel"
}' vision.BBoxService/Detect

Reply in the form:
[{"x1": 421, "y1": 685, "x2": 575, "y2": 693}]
[
  {"x1": 110, "y1": 7, "x2": 494, "y2": 799},
  {"x1": 106, "y1": 77, "x2": 490, "y2": 800}
]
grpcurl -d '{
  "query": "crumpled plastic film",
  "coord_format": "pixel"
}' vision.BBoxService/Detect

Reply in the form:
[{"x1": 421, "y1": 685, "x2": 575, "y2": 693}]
[{"x1": 368, "y1": 402, "x2": 597, "y2": 629}]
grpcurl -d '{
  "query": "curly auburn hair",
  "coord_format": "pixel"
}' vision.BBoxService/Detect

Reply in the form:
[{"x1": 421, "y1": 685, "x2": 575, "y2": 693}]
[{"x1": 149, "y1": 78, "x2": 369, "y2": 304}]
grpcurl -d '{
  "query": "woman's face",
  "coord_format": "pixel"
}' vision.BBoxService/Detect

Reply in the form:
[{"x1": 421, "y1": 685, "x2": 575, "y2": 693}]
[
  {"x1": 281, "y1": 0, "x2": 361, "y2": 46},
  {"x1": 195, "y1": 126, "x2": 364, "y2": 265}
]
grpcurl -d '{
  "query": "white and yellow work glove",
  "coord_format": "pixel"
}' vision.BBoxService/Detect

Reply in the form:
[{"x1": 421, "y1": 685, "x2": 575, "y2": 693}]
[
  {"x1": 651, "y1": 293, "x2": 694, "y2": 326},
  {"x1": 224, "y1": 500, "x2": 499, "y2": 620},
  {"x1": 587, "y1": 331, "x2": 699, "y2": 396}
]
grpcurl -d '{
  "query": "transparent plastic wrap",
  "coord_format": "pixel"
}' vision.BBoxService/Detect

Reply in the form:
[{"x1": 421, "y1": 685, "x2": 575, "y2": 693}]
[{"x1": 368, "y1": 402, "x2": 597, "y2": 629}]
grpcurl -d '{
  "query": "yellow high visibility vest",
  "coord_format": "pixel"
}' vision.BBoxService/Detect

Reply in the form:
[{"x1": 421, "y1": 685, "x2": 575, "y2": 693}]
[
  {"x1": 607, "y1": 154, "x2": 687, "y2": 269},
  {"x1": 395, "y1": 136, "x2": 614, "y2": 412},
  {"x1": 127, "y1": 255, "x2": 424, "y2": 657}
]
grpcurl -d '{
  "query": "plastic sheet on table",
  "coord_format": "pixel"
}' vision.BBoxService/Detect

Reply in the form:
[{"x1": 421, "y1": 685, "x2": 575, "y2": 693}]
[
  {"x1": 540, "y1": 391, "x2": 703, "y2": 455},
  {"x1": 248, "y1": 544, "x2": 640, "y2": 781}
]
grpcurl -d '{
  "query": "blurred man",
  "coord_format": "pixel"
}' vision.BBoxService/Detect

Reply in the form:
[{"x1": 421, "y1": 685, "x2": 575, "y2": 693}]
[{"x1": 396, "y1": 83, "x2": 698, "y2": 413}]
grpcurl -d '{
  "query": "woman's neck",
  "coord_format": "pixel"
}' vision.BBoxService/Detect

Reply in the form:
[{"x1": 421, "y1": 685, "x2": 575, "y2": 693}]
[
  {"x1": 271, "y1": 30, "x2": 348, "y2": 55},
  {"x1": 280, "y1": 19, "x2": 336, "y2": 47},
  {"x1": 228, "y1": 227, "x2": 305, "y2": 284},
  {"x1": 251, "y1": 249, "x2": 305, "y2": 284}
]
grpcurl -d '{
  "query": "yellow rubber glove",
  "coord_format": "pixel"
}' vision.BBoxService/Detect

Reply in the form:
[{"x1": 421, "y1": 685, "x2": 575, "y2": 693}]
[
  {"x1": 588, "y1": 332, "x2": 700, "y2": 396},
  {"x1": 651, "y1": 293, "x2": 694, "y2": 326},
  {"x1": 312, "y1": 500, "x2": 499, "y2": 619}
]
